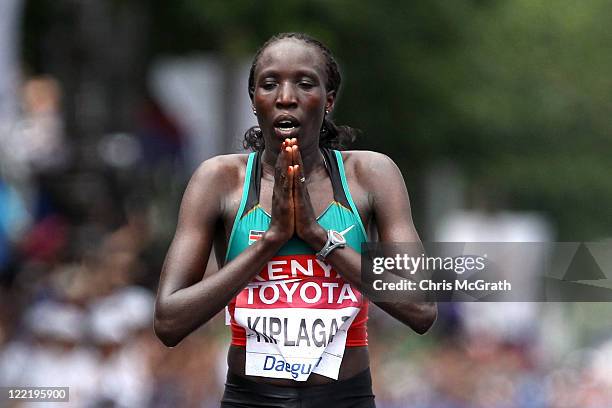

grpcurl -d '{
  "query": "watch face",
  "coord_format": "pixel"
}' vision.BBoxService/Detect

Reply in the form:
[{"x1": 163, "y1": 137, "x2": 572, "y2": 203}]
[{"x1": 332, "y1": 231, "x2": 343, "y2": 241}]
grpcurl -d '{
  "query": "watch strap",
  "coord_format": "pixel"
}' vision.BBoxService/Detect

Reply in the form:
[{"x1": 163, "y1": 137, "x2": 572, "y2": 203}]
[{"x1": 316, "y1": 230, "x2": 347, "y2": 261}]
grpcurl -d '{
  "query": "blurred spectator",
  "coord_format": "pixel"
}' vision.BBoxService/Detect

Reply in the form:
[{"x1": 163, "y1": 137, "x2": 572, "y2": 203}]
[
  {"x1": 135, "y1": 96, "x2": 185, "y2": 168},
  {"x1": 88, "y1": 287, "x2": 155, "y2": 407},
  {"x1": 0, "y1": 300, "x2": 98, "y2": 406},
  {"x1": 2, "y1": 76, "x2": 68, "y2": 180}
]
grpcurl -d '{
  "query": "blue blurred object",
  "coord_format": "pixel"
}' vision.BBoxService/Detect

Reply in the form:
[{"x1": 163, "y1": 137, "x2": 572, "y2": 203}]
[{"x1": 0, "y1": 179, "x2": 27, "y2": 269}]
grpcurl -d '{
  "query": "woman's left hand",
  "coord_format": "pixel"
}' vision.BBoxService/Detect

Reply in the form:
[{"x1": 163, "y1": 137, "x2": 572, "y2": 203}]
[{"x1": 289, "y1": 143, "x2": 327, "y2": 249}]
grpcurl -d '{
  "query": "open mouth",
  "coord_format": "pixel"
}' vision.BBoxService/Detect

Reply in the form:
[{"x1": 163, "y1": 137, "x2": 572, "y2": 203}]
[{"x1": 273, "y1": 115, "x2": 300, "y2": 134}]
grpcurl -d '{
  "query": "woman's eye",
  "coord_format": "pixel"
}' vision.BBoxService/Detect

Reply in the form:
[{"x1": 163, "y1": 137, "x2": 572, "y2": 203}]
[
  {"x1": 261, "y1": 82, "x2": 276, "y2": 90},
  {"x1": 299, "y1": 82, "x2": 315, "y2": 89}
]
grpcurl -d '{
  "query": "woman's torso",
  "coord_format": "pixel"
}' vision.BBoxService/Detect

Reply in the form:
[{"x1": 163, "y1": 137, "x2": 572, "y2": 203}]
[{"x1": 213, "y1": 150, "x2": 374, "y2": 386}]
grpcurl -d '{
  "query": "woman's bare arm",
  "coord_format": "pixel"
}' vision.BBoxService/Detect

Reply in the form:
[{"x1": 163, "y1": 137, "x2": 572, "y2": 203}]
[
  {"x1": 361, "y1": 151, "x2": 437, "y2": 332},
  {"x1": 154, "y1": 148, "x2": 295, "y2": 347},
  {"x1": 296, "y1": 150, "x2": 437, "y2": 334}
]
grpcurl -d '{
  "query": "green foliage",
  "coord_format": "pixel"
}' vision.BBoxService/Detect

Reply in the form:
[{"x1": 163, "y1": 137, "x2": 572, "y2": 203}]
[
  {"x1": 22, "y1": 0, "x2": 607, "y2": 239},
  {"x1": 163, "y1": 0, "x2": 612, "y2": 239},
  {"x1": 451, "y1": 0, "x2": 612, "y2": 238}
]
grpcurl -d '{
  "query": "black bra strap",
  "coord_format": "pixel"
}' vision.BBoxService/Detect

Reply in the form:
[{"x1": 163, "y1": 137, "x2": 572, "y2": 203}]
[
  {"x1": 320, "y1": 148, "x2": 352, "y2": 210},
  {"x1": 242, "y1": 151, "x2": 261, "y2": 218}
]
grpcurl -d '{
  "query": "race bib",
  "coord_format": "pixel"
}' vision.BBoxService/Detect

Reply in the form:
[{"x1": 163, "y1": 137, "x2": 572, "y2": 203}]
[{"x1": 232, "y1": 255, "x2": 363, "y2": 381}]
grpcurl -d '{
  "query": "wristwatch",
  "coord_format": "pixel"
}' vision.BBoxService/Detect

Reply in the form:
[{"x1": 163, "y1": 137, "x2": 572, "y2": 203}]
[{"x1": 315, "y1": 229, "x2": 347, "y2": 261}]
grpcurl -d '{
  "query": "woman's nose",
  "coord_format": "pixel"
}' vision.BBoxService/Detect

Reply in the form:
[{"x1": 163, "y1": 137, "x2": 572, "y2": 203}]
[{"x1": 275, "y1": 82, "x2": 297, "y2": 109}]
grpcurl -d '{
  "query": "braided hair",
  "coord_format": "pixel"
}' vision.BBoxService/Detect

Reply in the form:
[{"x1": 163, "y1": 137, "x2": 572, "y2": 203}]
[{"x1": 243, "y1": 32, "x2": 358, "y2": 151}]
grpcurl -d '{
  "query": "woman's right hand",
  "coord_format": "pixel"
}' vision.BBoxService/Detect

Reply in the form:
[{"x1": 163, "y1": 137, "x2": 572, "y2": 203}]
[{"x1": 266, "y1": 140, "x2": 296, "y2": 244}]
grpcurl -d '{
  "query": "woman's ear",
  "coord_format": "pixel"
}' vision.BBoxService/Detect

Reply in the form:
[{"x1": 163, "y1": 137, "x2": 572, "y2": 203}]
[{"x1": 325, "y1": 90, "x2": 336, "y2": 114}]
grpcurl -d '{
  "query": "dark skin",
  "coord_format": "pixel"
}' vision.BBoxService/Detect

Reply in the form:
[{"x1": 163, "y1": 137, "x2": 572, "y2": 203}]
[{"x1": 154, "y1": 38, "x2": 437, "y2": 386}]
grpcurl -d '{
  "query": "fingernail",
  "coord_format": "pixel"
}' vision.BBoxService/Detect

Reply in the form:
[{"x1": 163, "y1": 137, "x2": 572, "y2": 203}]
[{"x1": 294, "y1": 165, "x2": 299, "y2": 170}]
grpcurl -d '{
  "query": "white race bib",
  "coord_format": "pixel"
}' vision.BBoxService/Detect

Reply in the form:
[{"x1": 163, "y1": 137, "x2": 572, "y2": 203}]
[{"x1": 231, "y1": 256, "x2": 363, "y2": 381}]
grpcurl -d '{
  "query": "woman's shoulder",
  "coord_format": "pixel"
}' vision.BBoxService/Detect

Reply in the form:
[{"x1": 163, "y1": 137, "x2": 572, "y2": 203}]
[
  {"x1": 189, "y1": 153, "x2": 251, "y2": 191},
  {"x1": 338, "y1": 150, "x2": 399, "y2": 181},
  {"x1": 197, "y1": 152, "x2": 250, "y2": 169},
  {"x1": 338, "y1": 150, "x2": 407, "y2": 198},
  {"x1": 339, "y1": 149, "x2": 392, "y2": 162}
]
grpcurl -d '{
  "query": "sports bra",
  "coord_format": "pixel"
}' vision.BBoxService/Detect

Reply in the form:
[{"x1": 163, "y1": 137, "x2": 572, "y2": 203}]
[{"x1": 224, "y1": 148, "x2": 368, "y2": 381}]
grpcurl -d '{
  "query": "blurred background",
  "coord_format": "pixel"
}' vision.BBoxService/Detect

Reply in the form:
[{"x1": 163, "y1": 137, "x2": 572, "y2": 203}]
[{"x1": 1, "y1": 0, "x2": 612, "y2": 406}]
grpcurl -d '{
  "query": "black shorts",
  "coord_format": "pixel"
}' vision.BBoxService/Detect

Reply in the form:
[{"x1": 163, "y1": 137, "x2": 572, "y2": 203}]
[{"x1": 220, "y1": 368, "x2": 376, "y2": 408}]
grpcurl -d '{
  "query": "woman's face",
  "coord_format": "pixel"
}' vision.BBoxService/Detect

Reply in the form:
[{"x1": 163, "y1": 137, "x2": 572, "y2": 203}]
[{"x1": 252, "y1": 39, "x2": 335, "y2": 151}]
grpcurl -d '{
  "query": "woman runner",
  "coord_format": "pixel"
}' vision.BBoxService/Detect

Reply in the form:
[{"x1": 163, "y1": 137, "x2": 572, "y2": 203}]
[{"x1": 154, "y1": 32, "x2": 437, "y2": 407}]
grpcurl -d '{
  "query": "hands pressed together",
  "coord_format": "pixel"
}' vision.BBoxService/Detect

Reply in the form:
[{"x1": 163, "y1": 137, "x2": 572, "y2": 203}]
[{"x1": 267, "y1": 138, "x2": 326, "y2": 248}]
